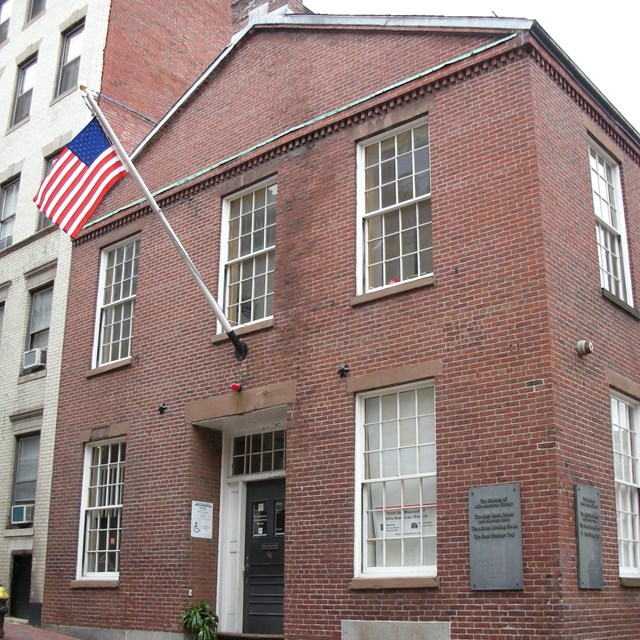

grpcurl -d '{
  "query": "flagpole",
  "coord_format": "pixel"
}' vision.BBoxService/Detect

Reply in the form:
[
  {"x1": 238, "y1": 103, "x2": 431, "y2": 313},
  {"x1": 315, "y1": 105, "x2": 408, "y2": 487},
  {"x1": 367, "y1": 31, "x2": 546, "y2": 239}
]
[{"x1": 80, "y1": 86, "x2": 248, "y2": 361}]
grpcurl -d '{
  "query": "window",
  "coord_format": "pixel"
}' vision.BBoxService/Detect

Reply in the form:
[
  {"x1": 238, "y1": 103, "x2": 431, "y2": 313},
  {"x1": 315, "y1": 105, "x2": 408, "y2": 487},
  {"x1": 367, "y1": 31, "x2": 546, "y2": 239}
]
[
  {"x1": 0, "y1": 0, "x2": 11, "y2": 43},
  {"x1": 56, "y1": 22, "x2": 83, "y2": 97},
  {"x1": 356, "y1": 382, "x2": 436, "y2": 576},
  {"x1": 358, "y1": 121, "x2": 432, "y2": 293},
  {"x1": 36, "y1": 156, "x2": 58, "y2": 231},
  {"x1": 221, "y1": 182, "x2": 276, "y2": 326},
  {"x1": 590, "y1": 144, "x2": 633, "y2": 305},
  {"x1": 95, "y1": 237, "x2": 140, "y2": 366},
  {"x1": 13, "y1": 434, "x2": 40, "y2": 505},
  {"x1": 611, "y1": 393, "x2": 640, "y2": 578},
  {"x1": 27, "y1": 285, "x2": 52, "y2": 351},
  {"x1": 78, "y1": 441, "x2": 126, "y2": 577},
  {"x1": 232, "y1": 430, "x2": 286, "y2": 476},
  {"x1": 11, "y1": 55, "x2": 36, "y2": 126},
  {"x1": 26, "y1": 0, "x2": 44, "y2": 22},
  {"x1": 0, "y1": 177, "x2": 19, "y2": 251}
]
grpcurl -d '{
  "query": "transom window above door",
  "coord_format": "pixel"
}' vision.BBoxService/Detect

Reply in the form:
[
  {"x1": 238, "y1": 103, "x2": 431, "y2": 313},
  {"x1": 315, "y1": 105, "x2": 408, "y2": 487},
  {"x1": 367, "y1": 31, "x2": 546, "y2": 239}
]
[{"x1": 231, "y1": 430, "x2": 285, "y2": 476}]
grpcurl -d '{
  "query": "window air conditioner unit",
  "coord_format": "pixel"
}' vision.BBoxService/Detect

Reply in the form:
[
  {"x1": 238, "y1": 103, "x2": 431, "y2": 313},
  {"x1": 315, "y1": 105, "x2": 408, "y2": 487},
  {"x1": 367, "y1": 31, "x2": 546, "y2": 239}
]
[
  {"x1": 23, "y1": 348, "x2": 47, "y2": 371},
  {"x1": 11, "y1": 504, "x2": 34, "y2": 525}
]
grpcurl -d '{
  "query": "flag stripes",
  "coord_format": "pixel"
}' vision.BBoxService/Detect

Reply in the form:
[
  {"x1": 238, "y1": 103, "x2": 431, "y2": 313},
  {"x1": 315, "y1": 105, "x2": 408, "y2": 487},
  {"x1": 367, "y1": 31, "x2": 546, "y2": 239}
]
[{"x1": 33, "y1": 118, "x2": 127, "y2": 239}]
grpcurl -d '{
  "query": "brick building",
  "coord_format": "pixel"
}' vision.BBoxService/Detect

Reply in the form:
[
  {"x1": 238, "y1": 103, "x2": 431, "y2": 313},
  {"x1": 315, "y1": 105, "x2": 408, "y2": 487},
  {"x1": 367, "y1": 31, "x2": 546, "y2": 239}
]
[
  {"x1": 43, "y1": 6, "x2": 639, "y2": 640},
  {"x1": 0, "y1": 0, "x2": 249, "y2": 625}
]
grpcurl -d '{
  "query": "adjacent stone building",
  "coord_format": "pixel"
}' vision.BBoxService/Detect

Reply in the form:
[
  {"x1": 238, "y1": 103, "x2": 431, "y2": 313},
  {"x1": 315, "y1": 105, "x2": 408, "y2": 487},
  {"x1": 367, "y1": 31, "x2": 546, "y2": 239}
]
[
  {"x1": 43, "y1": 6, "x2": 640, "y2": 640},
  {"x1": 0, "y1": 0, "x2": 249, "y2": 624}
]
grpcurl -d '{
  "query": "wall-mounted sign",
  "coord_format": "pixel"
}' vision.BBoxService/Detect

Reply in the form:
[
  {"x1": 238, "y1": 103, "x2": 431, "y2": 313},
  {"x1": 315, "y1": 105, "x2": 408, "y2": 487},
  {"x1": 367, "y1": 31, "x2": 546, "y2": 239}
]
[
  {"x1": 575, "y1": 484, "x2": 603, "y2": 589},
  {"x1": 468, "y1": 483, "x2": 523, "y2": 590},
  {"x1": 191, "y1": 500, "x2": 213, "y2": 539}
]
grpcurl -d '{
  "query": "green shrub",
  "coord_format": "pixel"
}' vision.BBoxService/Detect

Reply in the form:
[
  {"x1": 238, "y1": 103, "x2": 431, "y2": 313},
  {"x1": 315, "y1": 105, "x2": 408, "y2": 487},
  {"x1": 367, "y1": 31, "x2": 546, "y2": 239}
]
[{"x1": 179, "y1": 600, "x2": 219, "y2": 640}]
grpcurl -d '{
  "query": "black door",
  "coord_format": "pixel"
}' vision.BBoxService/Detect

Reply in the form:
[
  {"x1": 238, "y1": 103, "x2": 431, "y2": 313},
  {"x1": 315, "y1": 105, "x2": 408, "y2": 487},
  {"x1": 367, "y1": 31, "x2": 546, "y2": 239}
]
[
  {"x1": 10, "y1": 554, "x2": 32, "y2": 619},
  {"x1": 243, "y1": 478, "x2": 285, "y2": 634}
]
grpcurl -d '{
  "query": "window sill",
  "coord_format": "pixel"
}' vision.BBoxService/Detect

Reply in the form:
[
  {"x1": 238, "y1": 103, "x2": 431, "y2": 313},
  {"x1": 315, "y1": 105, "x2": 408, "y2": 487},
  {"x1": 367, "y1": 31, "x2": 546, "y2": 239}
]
[
  {"x1": 349, "y1": 576, "x2": 439, "y2": 590},
  {"x1": 86, "y1": 357, "x2": 132, "y2": 378},
  {"x1": 620, "y1": 576, "x2": 640, "y2": 587},
  {"x1": 210, "y1": 318, "x2": 274, "y2": 344},
  {"x1": 601, "y1": 288, "x2": 640, "y2": 320},
  {"x1": 17, "y1": 368, "x2": 47, "y2": 384},
  {"x1": 6, "y1": 116, "x2": 30, "y2": 135},
  {"x1": 70, "y1": 579, "x2": 119, "y2": 589},
  {"x1": 351, "y1": 276, "x2": 434, "y2": 307},
  {"x1": 3, "y1": 527, "x2": 34, "y2": 538},
  {"x1": 50, "y1": 86, "x2": 77, "y2": 107},
  {"x1": 23, "y1": 10, "x2": 46, "y2": 28}
]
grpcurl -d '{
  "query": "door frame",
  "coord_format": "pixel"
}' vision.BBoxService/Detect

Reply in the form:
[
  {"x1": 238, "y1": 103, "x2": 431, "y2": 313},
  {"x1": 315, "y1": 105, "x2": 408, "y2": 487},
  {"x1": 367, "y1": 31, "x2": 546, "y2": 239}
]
[{"x1": 217, "y1": 427, "x2": 286, "y2": 633}]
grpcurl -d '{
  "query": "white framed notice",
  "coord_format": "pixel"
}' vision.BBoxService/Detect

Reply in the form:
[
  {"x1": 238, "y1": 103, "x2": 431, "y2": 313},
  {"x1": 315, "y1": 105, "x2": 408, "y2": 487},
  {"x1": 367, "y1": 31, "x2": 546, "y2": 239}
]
[{"x1": 191, "y1": 500, "x2": 213, "y2": 539}]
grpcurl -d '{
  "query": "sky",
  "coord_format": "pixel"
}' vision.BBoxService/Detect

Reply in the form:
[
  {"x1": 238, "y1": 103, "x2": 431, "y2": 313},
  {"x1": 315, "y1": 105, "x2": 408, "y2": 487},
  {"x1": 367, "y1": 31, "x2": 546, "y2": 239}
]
[{"x1": 304, "y1": 0, "x2": 640, "y2": 134}]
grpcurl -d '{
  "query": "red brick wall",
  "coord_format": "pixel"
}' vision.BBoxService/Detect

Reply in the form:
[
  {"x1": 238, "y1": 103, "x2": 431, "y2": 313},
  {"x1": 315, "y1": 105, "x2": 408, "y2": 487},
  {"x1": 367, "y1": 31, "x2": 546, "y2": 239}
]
[
  {"x1": 97, "y1": 28, "x2": 501, "y2": 214},
  {"x1": 98, "y1": 0, "x2": 232, "y2": 152},
  {"x1": 44, "y1": 23, "x2": 640, "y2": 640},
  {"x1": 530, "y1": 47, "x2": 640, "y2": 638}
]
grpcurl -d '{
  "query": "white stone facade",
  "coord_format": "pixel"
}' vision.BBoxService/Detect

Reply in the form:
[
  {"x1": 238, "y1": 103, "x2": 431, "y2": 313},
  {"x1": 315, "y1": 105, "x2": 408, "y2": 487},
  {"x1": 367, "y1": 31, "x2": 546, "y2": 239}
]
[{"x1": 0, "y1": 0, "x2": 112, "y2": 622}]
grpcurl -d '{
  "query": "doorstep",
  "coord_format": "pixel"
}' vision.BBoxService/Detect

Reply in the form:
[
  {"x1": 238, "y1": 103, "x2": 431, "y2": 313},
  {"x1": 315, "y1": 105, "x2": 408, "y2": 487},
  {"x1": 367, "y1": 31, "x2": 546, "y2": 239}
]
[{"x1": 217, "y1": 634, "x2": 284, "y2": 640}]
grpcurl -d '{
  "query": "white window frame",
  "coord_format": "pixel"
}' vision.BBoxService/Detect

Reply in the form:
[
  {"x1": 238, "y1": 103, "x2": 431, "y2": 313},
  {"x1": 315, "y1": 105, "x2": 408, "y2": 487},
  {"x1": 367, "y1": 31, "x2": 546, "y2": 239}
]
[
  {"x1": 589, "y1": 143, "x2": 634, "y2": 306},
  {"x1": 356, "y1": 118, "x2": 432, "y2": 295},
  {"x1": 76, "y1": 439, "x2": 126, "y2": 580},
  {"x1": 354, "y1": 381, "x2": 436, "y2": 578},
  {"x1": 1, "y1": 176, "x2": 19, "y2": 251},
  {"x1": 218, "y1": 180, "x2": 276, "y2": 329},
  {"x1": 93, "y1": 236, "x2": 140, "y2": 368},
  {"x1": 55, "y1": 21, "x2": 83, "y2": 97},
  {"x1": 611, "y1": 392, "x2": 640, "y2": 579}
]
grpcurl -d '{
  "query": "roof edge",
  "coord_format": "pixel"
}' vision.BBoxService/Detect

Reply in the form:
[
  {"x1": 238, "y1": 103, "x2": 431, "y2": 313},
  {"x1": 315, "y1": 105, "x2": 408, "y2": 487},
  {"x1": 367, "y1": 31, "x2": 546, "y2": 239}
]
[
  {"x1": 130, "y1": 12, "x2": 532, "y2": 161},
  {"x1": 529, "y1": 20, "x2": 639, "y2": 146},
  {"x1": 130, "y1": 12, "x2": 639, "y2": 161}
]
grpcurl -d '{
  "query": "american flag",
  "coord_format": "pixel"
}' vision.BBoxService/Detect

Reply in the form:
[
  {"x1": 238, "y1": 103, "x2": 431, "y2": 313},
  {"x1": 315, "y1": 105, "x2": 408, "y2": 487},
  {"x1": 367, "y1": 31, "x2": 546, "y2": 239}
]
[{"x1": 34, "y1": 118, "x2": 127, "y2": 239}]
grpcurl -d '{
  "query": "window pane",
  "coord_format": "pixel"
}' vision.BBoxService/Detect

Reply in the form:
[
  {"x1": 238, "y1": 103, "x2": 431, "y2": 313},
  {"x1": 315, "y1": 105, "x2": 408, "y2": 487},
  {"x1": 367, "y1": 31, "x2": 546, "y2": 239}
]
[
  {"x1": 590, "y1": 146, "x2": 630, "y2": 302},
  {"x1": 0, "y1": 178, "x2": 19, "y2": 250},
  {"x1": 28, "y1": 0, "x2": 45, "y2": 20},
  {"x1": 83, "y1": 442, "x2": 125, "y2": 575},
  {"x1": 361, "y1": 122, "x2": 431, "y2": 292},
  {"x1": 29, "y1": 286, "x2": 53, "y2": 343},
  {"x1": 224, "y1": 183, "x2": 276, "y2": 326},
  {"x1": 230, "y1": 430, "x2": 286, "y2": 476},
  {"x1": 0, "y1": 0, "x2": 12, "y2": 43},
  {"x1": 359, "y1": 384, "x2": 436, "y2": 573},
  {"x1": 14, "y1": 434, "x2": 40, "y2": 503},
  {"x1": 611, "y1": 394, "x2": 640, "y2": 574},
  {"x1": 57, "y1": 24, "x2": 83, "y2": 96},
  {"x1": 98, "y1": 239, "x2": 139, "y2": 366},
  {"x1": 12, "y1": 57, "x2": 36, "y2": 125}
]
